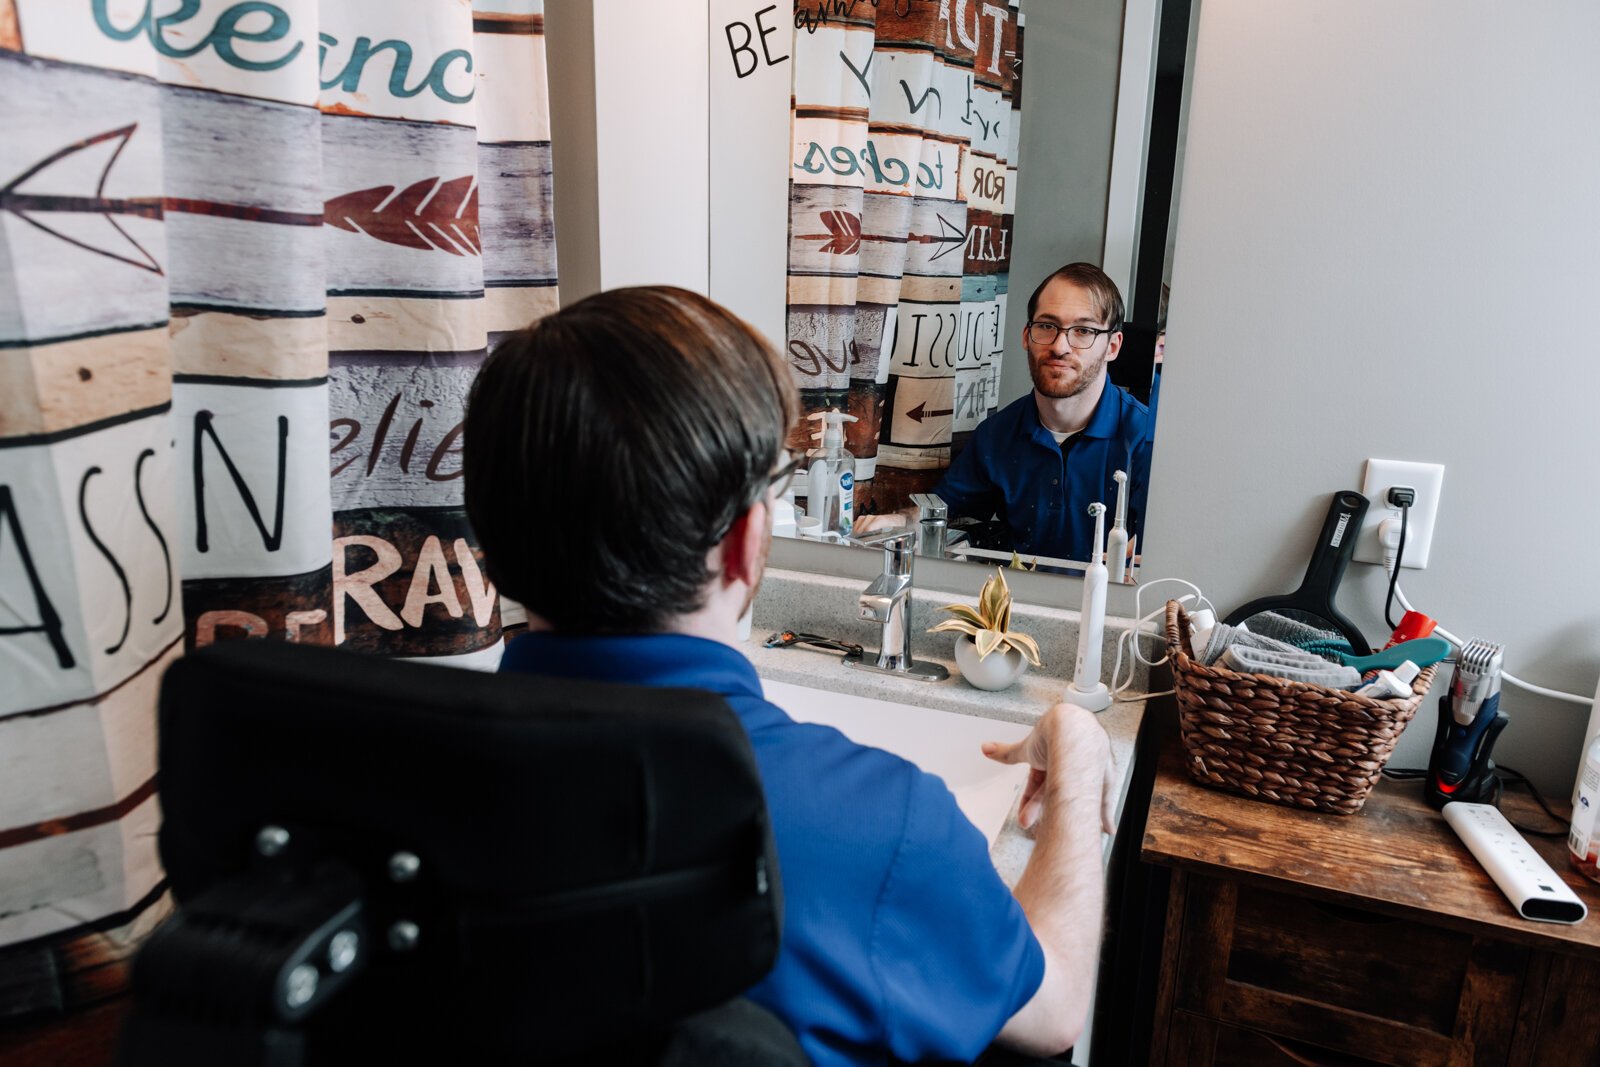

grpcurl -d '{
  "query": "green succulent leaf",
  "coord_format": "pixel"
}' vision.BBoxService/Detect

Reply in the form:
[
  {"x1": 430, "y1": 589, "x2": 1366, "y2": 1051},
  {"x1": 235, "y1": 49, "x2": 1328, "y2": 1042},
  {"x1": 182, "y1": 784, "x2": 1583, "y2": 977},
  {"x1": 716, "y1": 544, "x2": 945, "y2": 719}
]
[
  {"x1": 1002, "y1": 631, "x2": 1043, "y2": 668},
  {"x1": 929, "y1": 618, "x2": 981, "y2": 639},
  {"x1": 936, "y1": 566, "x2": 1043, "y2": 668},
  {"x1": 979, "y1": 572, "x2": 1005, "y2": 625},
  {"x1": 974, "y1": 627, "x2": 1006, "y2": 660},
  {"x1": 935, "y1": 602, "x2": 989, "y2": 629}
]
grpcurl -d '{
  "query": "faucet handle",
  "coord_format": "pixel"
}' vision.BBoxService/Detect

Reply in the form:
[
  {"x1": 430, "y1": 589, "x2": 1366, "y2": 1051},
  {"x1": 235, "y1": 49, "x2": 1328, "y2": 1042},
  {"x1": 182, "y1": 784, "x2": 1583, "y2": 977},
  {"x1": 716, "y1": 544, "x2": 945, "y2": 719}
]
[
  {"x1": 845, "y1": 528, "x2": 916, "y2": 551},
  {"x1": 910, "y1": 493, "x2": 947, "y2": 521},
  {"x1": 846, "y1": 528, "x2": 916, "y2": 578},
  {"x1": 910, "y1": 493, "x2": 949, "y2": 558}
]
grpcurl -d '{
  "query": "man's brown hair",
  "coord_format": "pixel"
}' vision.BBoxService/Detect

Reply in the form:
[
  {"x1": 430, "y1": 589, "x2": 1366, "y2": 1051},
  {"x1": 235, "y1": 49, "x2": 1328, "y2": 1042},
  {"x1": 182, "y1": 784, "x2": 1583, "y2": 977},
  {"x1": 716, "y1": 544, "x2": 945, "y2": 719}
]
[
  {"x1": 1025, "y1": 262, "x2": 1125, "y2": 329},
  {"x1": 463, "y1": 286, "x2": 798, "y2": 632}
]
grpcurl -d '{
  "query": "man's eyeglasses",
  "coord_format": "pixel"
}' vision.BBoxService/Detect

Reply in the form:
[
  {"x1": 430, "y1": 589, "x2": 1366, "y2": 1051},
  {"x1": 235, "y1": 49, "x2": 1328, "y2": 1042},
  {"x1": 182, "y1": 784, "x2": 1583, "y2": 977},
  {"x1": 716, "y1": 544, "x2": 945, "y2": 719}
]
[{"x1": 1025, "y1": 321, "x2": 1118, "y2": 349}]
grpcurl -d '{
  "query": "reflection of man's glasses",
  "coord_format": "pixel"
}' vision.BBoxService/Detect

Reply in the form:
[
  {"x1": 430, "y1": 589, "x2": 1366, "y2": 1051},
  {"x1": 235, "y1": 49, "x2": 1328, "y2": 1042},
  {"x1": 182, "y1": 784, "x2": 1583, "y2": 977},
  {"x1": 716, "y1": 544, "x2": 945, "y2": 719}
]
[
  {"x1": 1025, "y1": 321, "x2": 1118, "y2": 349},
  {"x1": 769, "y1": 450, "x2": 804, "y2": 499},
  {"x1": 709, "y1": 450, "x2": 806, "y2": 545}
]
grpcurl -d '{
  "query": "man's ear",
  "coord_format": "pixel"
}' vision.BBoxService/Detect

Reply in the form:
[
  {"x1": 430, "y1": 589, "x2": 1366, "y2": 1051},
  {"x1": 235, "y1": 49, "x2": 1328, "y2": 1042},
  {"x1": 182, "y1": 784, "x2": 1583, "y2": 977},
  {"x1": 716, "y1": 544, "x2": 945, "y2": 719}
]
[
  {"x1": 721, "y1": 500, "x2": 769, "y2": 588},
  {"x1": 1105, "y1": 329, "x2": 1123, "y2": 363}
]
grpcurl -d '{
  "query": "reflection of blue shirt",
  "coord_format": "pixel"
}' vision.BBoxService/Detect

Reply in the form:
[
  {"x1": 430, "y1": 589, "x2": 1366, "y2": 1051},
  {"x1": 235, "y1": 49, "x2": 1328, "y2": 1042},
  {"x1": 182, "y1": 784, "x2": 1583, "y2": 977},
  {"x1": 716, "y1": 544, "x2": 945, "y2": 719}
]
[
  {"x1": 499, "y1": 633, "x2": 1044, "y2": 1067},
  {"x1": 936, "y1": 380, "x2": 1153, "y2": 561},
  {"x1": 1145, "y1": 367, "x2": 1162, "y2": 442}
]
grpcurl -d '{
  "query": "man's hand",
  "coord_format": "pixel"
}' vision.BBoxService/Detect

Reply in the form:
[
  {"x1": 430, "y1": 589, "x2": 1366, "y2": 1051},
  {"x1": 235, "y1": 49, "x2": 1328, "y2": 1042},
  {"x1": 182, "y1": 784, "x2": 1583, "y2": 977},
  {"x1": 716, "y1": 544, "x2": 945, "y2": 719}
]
[
  {"x1": 851, "y1": 506, "x2": 915, "y2": 535},
  {"x1": 982, "y1": 704, "x2": 1117, "y2": 834},
  {"x1": 988, "y1": 704, "x2": 1118, "y2": 1056}
]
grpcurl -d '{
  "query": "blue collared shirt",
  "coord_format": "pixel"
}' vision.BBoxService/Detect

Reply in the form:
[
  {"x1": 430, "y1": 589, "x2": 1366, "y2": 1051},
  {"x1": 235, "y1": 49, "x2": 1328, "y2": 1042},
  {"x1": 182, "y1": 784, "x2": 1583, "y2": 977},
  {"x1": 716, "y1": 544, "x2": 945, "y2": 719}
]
[
  {"x1": 500, "y1": 632, "x2": 1045, "y2": 1067},
  {"x1": 936, "y1": 380, "x2": 1153, "y2": 561}
]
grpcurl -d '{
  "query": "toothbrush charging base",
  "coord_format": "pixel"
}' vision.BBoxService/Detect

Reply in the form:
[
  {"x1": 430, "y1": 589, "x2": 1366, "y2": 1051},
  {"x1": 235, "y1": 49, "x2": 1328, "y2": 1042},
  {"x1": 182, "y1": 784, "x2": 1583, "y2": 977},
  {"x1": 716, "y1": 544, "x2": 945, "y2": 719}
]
[{"x1": 1062, "y1": 682, "x2": 1112, "y2": 712}]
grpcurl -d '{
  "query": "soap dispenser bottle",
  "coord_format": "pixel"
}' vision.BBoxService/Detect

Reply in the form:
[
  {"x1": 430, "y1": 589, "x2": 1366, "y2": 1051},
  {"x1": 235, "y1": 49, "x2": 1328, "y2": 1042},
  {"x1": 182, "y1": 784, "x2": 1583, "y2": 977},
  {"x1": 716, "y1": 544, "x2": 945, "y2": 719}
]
[
  {"x1": 807, "y1": 408, "x2": 859, "y2": 538},
  {"x1": 772, "y1": 482, "x2": 799, "y2": 539},
  {"x1": 805, "y1": 455, "x2": 833, "y2": 539}
]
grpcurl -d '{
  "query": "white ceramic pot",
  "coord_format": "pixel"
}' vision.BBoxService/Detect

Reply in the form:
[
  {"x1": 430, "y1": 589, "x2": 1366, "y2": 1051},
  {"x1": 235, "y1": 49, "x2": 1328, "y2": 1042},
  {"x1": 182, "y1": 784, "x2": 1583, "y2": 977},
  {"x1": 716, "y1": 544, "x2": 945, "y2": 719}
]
[{"x1": 954, "y1": 635, "x2": 1028, "y2": 691}]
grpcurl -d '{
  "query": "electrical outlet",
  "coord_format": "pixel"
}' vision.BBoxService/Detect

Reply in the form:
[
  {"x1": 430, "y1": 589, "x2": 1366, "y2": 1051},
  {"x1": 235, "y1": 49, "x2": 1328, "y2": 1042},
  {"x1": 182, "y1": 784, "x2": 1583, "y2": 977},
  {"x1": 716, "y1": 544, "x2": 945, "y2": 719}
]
[{"x1": 1354, "y1": 459, "x2": 1445, "y2": 569}]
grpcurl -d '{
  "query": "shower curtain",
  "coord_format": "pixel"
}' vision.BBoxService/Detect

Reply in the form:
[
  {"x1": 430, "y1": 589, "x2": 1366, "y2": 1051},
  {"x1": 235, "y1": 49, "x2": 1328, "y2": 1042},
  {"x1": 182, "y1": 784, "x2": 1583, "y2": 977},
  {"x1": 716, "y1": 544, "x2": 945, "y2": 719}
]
[
  {"x1": 0, "y1": 0, "x2": 556, "y2": 1012},
  {"x1": 786, "y1": 0, "x2": 1022, "y2": 512}
]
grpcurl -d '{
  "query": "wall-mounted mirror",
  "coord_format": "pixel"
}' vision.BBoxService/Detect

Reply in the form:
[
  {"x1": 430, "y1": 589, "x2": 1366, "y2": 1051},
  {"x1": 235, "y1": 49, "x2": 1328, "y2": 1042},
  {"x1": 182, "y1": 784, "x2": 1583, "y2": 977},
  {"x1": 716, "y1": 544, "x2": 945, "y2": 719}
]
[{"x1": 709, "y1": 0, "x2": 1194, "y2": 581}]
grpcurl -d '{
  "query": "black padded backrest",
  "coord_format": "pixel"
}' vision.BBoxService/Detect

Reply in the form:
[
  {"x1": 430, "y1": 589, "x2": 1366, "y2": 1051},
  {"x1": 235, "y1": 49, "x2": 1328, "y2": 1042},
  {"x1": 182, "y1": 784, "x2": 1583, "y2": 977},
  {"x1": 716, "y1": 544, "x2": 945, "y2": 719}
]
[{"x1": 156, "y1": 640, "x2": 783, "y2": 1061}]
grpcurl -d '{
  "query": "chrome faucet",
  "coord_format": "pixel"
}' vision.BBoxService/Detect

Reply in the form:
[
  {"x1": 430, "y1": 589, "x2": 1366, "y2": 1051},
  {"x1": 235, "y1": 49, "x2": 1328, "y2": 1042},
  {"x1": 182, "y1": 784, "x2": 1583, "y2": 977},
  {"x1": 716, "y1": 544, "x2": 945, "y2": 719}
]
[
  {"x1": 844, "y1": 529, "x2": 949, "y2": 682},
  {"x1": 911, "y1": 492, "x2": 948, "y2": 557}
]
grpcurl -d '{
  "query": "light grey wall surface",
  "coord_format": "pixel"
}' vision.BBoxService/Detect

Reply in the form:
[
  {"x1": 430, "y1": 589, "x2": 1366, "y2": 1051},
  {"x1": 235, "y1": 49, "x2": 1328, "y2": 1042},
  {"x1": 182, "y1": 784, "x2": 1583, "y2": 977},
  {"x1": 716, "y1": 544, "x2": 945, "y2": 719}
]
[
  {"x1": 1144, "y1": 1, "x2": 1600, "y2": 794},
  {"x1": 544, "y1": 1, "x2": 601, "y2": 306},
  {"x1": 590, "y1": 2, "x2": 708, "y2": 292},
  {"x1": 999, "y1": 0, "x2": 1128, "y2": 406},
  {"x1": 545, "y1": 1, "x2": 709, "y2": 303}
]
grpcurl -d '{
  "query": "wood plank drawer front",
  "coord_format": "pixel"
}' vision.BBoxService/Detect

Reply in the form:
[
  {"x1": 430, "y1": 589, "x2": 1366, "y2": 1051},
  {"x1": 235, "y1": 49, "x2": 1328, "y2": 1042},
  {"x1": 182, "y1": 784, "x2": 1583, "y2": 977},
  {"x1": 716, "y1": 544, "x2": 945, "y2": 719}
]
[
  {"x1": 1170, "y1": 1012, "x2": 1398, "y2": 1067},
  {"x1": 1228, "y1": 886, "x2": 1474, "y2": 1032},
  {"x1": 1517, "y1": 954, "x2": 1600, "y2": 1066},
  {"x1": 1174, "y1": 877, "x2": 1527, "y2": 1066}
]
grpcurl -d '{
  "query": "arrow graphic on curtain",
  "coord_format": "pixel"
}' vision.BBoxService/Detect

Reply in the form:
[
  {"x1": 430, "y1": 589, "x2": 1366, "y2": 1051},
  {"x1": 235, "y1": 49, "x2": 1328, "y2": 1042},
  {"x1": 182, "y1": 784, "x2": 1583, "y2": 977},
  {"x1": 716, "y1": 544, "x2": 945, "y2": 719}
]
[
  {"x1": 905, "y1": 401, "x2": 954, "y2": 422},
  {"x1": 798, "y1": 211, "x2": 966, "y2": 260},
  {"x1": 1, "y1": 125, "x2": 164, "y2": 274},
  {"x1": 325, "y1": 177, "x2": 482, "y2": 255},
  {"x1": 924, "y1": 213, "x2": 967, "y2": 262}
]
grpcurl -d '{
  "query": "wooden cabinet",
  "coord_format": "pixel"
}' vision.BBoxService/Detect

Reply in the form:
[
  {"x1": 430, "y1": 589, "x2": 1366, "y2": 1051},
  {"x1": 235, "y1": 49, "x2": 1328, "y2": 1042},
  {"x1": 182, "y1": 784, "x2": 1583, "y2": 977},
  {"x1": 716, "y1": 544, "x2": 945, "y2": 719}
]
[
  {"x1": 1156, "y1": 873, "x2": 1529, "y2": 1065},
  {"x1": 1142, "y1": 732, "x2": 1600, "y2": 1067}
]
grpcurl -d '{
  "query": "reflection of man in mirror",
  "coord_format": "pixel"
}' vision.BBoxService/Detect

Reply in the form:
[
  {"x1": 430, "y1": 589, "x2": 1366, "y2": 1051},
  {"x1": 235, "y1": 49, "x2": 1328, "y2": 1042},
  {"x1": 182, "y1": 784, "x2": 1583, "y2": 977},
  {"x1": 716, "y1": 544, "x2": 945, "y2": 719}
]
[
  {"x1": 861, "y1": 263, "x2": 1153, "y2": 563},
  {"x1": 463, "y1": 287, "x2": 1114, "y2": 1066},
  {"x1": 1146, "y1": 281, "x2": 1169, "y2": 439}
]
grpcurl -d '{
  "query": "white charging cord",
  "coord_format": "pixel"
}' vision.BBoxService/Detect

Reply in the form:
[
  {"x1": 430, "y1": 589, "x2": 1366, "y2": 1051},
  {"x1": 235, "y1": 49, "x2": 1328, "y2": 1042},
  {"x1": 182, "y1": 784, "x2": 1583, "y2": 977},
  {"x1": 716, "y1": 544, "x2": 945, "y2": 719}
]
[
  {"x1": 1108, "y1": 578, "x2": 1215, "y2": 700},
  {"x1": 1376, "y1": 520, "x2": 1594, "y2": 707},
  {"x1": 1388, "y1": 581, "x2": 1594, "y2": 705}
]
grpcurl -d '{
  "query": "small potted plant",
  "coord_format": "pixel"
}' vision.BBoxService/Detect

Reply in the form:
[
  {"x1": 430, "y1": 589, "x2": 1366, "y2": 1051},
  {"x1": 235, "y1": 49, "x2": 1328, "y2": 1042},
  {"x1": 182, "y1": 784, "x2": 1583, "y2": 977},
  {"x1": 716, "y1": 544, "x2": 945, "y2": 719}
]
[{"x1": 929, "y1": 568, "x2": 1043, "y2": 691}]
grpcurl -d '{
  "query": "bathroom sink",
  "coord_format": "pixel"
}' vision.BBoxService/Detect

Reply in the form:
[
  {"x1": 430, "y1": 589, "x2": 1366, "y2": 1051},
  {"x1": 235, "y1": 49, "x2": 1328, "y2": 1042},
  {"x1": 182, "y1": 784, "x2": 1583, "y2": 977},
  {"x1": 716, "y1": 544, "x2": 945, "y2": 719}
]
[{"x1": 762, "y1": 679, "x2": 1032, "y2": 845}]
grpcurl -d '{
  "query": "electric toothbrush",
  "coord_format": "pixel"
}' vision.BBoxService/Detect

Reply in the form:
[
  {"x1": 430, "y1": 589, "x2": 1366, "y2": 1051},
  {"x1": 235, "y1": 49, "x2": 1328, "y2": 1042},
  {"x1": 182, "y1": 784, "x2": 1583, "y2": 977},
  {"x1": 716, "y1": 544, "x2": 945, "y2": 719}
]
[
  {"x1": 1063, "y1": 502, "x2": 1112, "y2": 712},
  {"x1": 1106, "y1": 470, "x2": 1129, "y2": 584}
]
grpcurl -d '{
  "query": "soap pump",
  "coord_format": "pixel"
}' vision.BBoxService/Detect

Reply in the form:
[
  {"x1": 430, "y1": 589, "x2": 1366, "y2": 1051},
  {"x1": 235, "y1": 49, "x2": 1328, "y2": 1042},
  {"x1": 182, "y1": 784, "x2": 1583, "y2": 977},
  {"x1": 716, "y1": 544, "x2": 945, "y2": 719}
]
[
  {"x1": 1063, "y1": 502, "x2": 1112, "y2": 712},
  {"x1": 806, "y1": 408, "x2": 859, "y2": 538},
  {"x1": 1106, "y1": 470, "x2": 1129, "y2": 583}
]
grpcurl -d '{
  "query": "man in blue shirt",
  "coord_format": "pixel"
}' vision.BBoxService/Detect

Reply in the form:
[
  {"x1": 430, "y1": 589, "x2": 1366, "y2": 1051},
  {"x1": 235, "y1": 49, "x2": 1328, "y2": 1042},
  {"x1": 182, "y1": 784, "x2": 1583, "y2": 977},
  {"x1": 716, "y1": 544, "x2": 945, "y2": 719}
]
[
  {"x1": 463, "y1": 287, "x2": 1114, "y2": 1067},
  {"x1": 863, "y1": 263, "x2": 1152, "y2": 564}
]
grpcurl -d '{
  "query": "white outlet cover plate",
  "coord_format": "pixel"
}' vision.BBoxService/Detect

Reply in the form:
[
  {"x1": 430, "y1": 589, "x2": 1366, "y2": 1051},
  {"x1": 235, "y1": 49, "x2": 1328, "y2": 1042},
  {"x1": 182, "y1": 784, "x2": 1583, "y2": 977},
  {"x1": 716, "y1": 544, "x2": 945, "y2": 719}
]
[{"x1": 1354, "y1": 459, "x2": 1445, "y2": 569}]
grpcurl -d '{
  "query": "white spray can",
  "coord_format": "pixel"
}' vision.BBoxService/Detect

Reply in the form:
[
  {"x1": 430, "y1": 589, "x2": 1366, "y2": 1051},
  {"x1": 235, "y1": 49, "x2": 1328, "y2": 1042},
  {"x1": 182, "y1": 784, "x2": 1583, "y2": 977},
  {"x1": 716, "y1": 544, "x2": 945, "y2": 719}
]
[{"x1": 1570, "y1": 734, "x2": 1600, "y2": 885}]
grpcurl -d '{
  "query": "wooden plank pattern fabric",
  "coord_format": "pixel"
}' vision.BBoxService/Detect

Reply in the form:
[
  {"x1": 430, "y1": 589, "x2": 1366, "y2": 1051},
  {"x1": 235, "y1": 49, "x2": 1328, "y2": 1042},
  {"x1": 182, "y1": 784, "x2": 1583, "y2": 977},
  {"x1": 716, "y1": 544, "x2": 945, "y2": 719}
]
[
  {"x1": 0, "y1": 0, "x2": 557, "y2": 1018},
  {"x1": 785, "y1": 0, "x2": 1022, "y2": 513}
]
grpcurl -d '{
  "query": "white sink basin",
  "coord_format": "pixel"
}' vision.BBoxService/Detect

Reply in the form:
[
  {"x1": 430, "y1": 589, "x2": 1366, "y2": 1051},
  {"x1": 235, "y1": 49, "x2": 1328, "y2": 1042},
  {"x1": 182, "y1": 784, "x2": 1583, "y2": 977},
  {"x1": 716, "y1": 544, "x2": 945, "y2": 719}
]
[{"x1": 762, "y1": 679, "x2": 1033, "y2": 846}]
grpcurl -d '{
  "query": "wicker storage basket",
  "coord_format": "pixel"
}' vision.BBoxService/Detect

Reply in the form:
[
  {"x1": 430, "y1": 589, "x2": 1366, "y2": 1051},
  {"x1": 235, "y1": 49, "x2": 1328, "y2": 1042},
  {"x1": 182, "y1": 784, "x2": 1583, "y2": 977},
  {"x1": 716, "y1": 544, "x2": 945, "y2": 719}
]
[{"x1": 1164, "y1": 600, "x2": 1436, "y2": 815}]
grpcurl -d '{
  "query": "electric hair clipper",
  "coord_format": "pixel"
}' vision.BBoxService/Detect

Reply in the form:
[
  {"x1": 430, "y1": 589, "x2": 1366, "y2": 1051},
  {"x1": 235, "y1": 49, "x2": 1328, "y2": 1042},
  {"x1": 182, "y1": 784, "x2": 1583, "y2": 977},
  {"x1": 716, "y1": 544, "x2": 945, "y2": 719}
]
[{"x1": 1424, "y1": 640, "x2": 1508, "y2": 810}]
